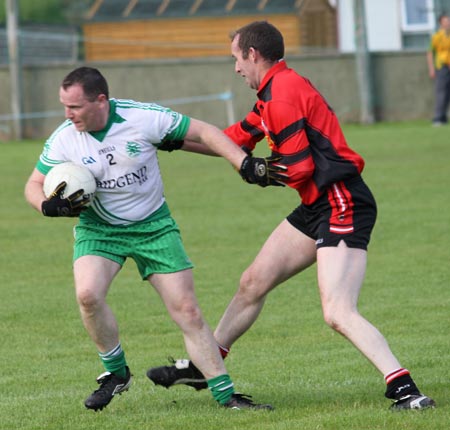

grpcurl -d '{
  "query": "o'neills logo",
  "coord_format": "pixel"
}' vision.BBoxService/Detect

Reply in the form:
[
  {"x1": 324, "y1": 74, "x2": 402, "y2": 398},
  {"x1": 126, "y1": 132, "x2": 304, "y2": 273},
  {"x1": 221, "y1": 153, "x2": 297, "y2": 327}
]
[{"x1": 96, "y1": 166, "x2": 148, "y2": 189}]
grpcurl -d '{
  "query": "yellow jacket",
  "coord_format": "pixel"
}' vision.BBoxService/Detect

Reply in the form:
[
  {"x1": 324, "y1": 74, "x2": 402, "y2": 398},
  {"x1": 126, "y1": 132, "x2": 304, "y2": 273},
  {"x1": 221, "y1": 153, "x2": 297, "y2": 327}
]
[{"x1": 430, "y1": 29, "x2": 450, "y2": 69}]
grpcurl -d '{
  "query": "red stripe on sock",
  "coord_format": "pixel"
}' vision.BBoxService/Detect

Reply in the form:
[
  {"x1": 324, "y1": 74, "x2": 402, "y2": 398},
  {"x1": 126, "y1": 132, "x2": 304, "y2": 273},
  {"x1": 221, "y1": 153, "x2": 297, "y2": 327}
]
[
  {"x1": 218, "y1": 344, "x2": 229, "y2": 359},
  {"x1": 385, "y1": 368, "x2": 410, "y2": 384}
]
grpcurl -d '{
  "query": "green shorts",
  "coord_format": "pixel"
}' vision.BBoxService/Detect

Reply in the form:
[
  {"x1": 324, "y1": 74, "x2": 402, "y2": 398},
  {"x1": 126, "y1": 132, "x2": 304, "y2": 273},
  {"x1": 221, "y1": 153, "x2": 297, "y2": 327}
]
[{"x1": 73, "y1": 214, "x2": 193, "y2": 279}]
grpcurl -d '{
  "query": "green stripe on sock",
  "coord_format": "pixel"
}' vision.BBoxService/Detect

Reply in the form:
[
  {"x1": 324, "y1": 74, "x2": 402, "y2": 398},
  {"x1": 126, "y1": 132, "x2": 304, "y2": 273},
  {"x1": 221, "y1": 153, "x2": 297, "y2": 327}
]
[
  {"x1": 208, "y1": 374, "x2": 234, "y2": 405},
  {"x1": 99, "y1": 344, "x2": 127, "y2": 377}
]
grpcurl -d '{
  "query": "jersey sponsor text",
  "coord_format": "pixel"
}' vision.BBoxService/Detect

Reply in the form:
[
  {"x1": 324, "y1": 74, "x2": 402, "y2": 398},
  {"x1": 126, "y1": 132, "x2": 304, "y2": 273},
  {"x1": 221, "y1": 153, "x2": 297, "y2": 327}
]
[{"x1": 96, "y1": 166, "x2": 148, "y2": 189}]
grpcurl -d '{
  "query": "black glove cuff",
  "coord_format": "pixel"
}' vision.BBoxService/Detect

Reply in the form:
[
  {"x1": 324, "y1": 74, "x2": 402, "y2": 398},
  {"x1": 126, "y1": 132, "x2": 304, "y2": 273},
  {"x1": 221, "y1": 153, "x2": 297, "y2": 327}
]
[
  {"x1": 239, "y1": 155, "x2": 252, "y2": 183},
  {"x1": 158, "y1": 140, "x2": 184, "y2": 152},
  {"x1": 41, "y1": 199, "x2": 72, "y2": 217},
  {"x1": 41, "y1": 199, "x2": 57, "y2": 217}
]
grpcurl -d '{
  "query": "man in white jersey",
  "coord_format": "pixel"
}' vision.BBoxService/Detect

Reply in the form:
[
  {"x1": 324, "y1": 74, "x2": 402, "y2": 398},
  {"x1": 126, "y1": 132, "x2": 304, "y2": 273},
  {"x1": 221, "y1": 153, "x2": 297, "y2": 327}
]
[{"x1": 24, "y1": 67, "x2": 285, "y2": 411}]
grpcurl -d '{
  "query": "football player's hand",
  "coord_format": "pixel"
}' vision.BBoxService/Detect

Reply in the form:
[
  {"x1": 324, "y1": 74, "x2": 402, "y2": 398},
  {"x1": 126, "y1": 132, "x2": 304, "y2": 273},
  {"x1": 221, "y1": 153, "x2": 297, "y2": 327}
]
[
  {"x1": 41, "y1": 181, "x2": 90, "y2": 217},
  {"x1": 239, "y1": 155, "x2": 288, "y2": 187},
  {"x1": 158, "y1": 140, "x2": 184, "y2": 152}
]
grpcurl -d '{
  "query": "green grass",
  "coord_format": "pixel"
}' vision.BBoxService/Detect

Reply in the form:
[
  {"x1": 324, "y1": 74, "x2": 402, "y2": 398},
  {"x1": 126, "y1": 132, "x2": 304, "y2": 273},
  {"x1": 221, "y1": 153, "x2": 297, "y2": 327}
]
[{"x1": 1, "y1": 120, "x2": 449, "y2": 429}]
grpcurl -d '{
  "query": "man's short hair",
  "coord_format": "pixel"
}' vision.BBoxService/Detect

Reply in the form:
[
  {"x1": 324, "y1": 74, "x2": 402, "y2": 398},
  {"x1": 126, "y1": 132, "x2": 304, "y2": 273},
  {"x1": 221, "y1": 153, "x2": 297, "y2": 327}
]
[
  {"x1": 61, "y1": 67, "x2": 109, "y2": 101},
  {"x1": 230, "y1": 21, "x2": 284, "y2": 61}
]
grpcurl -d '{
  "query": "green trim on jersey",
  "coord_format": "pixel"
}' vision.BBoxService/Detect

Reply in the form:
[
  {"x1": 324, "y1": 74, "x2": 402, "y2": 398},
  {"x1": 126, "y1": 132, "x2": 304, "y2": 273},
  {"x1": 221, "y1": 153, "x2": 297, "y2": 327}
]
[
  {"x1": 80, "y1": 201, "x2": 171, "y2": 226},
  {"x1": 163, "y1": 115, "x2": 190, "y2": 142},
  {"x1": 36, "y1": 159, "x2": 60, "y2": 175},
  {"x1": 89, "y1": 100, "x2": 126, "y2": 142},
  {"x1": 113, "y1": 98, "x2": 191, "y2": 144}
]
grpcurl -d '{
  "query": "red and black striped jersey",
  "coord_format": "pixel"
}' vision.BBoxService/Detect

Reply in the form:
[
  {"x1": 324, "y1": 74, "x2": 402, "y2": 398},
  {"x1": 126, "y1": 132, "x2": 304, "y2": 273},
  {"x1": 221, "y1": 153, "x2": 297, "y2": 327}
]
[{"x1": 224, "y1": 61, "x2": 364, "y2": 205}]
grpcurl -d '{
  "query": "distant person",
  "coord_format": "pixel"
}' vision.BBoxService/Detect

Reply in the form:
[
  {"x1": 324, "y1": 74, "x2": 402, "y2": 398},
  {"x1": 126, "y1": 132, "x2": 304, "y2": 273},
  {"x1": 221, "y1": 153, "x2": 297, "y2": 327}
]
[
  {"x1": 427, "y1": 13, "x2": 450, "y2": 126},
  {"x1": 148, "y1": 20, "x2": 436, "y2": 411},
  {"x1": 24, "y1": 66, "x2": 283, "y2": 411}
]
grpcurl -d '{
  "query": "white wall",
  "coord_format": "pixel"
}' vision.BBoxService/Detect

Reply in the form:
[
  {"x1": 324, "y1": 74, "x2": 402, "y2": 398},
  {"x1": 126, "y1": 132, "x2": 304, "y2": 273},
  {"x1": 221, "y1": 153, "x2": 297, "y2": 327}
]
[{"x1": 338, "y1": 0, "x2": 402, "y2": 52}]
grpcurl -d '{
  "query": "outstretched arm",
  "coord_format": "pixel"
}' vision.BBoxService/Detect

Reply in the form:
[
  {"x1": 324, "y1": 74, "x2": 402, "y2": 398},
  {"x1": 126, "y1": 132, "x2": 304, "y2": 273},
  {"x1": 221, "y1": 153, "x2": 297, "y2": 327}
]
[
  {"x1": 157, "y1": 137, "x2": 215, "y2": 155},
  {"x1": 183, "y1": 118, "x2": 246, "y2": 168},
  {"x1": 166, "y1": 118, "x2": 287, "y2": 187},
  {"x1": 182, "y1": 139, "x2": 218, "y2": 155}
]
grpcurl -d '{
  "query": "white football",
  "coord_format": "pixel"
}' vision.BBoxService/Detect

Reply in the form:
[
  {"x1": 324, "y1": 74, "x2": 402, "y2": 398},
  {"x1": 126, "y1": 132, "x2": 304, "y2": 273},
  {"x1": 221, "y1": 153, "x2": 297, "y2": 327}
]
[{"x1": 43, "y1": 162, "x2": 96, "y2": 204}]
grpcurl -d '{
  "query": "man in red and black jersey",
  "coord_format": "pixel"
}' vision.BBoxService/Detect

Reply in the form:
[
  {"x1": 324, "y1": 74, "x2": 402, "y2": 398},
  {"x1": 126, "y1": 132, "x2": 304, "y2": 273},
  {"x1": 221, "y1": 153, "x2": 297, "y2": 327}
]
[{"x1": 149, "y1": 21, "x2": 434, "y2": 410}]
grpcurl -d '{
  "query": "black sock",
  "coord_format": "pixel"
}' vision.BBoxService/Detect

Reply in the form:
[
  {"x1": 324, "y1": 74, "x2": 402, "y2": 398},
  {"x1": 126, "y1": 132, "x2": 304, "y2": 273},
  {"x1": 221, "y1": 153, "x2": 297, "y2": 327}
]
[{"x1": 385, "y1": 374, "x2": 420, "y2": 400}]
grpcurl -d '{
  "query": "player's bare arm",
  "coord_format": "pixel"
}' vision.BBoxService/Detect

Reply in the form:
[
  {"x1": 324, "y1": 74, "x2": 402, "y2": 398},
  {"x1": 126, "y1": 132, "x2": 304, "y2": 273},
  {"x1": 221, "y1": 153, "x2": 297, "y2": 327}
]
[
  {"x1": 24, "y1": 168, "x2": 46, "y2": 212},
  {"x1": 183, "y1": 118, "x2": 246, "y2": 169},
  {"x1": 160, "y1": 119, "x2": 288, "y2": 187},
  {"x1": 181, "y1": 139, "x2": 217, "y2": 155}
]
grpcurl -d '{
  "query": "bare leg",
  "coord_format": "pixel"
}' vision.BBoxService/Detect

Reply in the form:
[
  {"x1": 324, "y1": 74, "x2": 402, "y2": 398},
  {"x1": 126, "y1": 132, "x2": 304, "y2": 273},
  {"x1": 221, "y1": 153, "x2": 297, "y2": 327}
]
[
  {"x1": 317, "y1": 241, "x2": 401, "y2": 375},
  {"x1": 214, "y1": 220, "x2": 317, "y2": 348},
  {"x1": 74, "y1": 255, "x2": 122, "y2": 352},
  {"x1": 150, "y1": 269, "x2": 226, "y2": 379}
]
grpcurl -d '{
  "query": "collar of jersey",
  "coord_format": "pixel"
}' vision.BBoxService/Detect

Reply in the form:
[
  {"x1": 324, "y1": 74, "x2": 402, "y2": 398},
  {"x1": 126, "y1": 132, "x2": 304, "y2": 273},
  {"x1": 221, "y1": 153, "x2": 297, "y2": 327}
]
[
  {"x1": 89, "y1": 99, "x2": 126, "y2": 142},
  {"x1": 257, "y1": 59, "x2": 287, "y2": 97}
]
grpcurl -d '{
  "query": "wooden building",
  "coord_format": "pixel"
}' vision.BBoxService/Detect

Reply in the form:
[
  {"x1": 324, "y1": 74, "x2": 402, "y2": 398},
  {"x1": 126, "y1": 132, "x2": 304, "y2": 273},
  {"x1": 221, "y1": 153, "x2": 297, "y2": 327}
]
[{"x1": 82, "y1": 0, "x2": 337, "y2": 61}]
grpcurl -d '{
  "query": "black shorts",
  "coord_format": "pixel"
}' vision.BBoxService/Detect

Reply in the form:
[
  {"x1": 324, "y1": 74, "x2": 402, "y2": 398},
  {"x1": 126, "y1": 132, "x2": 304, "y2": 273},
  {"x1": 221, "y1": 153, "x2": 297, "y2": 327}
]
[{"x1": 286, "y1": 176, "x2": 377, "y2": 250}]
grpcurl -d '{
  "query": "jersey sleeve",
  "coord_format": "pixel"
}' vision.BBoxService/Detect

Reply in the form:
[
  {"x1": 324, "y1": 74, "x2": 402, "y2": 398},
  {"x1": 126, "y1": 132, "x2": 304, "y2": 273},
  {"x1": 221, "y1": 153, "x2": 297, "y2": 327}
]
[
  {"x1": 136, "y1": 103, "x2": 191, "y2": 146},
  {"x1": 161, "y1": 114, "x2": 190, "y2": 142},
  {"x1": 224, "y1": 103, "x2": 265, "y2": 153},
  {"x1": 36, "y1": 121, "x2": 73, "y2": 175}
]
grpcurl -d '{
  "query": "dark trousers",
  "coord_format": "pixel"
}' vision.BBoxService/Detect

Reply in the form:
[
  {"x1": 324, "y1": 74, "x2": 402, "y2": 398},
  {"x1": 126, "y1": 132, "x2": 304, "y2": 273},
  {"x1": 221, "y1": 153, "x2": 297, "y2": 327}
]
[{"x1": 433, "y1": 66, "x2": 450, "y2": 123}]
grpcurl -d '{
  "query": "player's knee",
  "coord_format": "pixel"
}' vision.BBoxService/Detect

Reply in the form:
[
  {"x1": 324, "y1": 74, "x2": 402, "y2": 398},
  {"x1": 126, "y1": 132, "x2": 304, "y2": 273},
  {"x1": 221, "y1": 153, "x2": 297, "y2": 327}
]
[
  {"x1": 323, "y1": 314, "x2": 342, "y2": 333},
  {"x1": 76, "y1": 287, "x2": 102, "y2": 311},
  {"x1": 238, "y1": 269, "x2": 267, "y2": 302},
  {"x1": 171, "y1": 301, "x2": 203, "y2": 329},
  {"x1": 322, "y1": 305, "x2": 350, "y2": 334}
]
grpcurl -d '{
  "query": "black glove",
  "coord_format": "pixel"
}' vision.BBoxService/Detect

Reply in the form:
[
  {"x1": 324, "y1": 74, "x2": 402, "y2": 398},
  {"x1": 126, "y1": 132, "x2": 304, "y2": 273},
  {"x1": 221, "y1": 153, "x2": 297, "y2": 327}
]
[
  {"x1": 158, "y1": 140, "x2": 184, "y2": 152},
  {"x1": 239, "y1": 155, "x2": 288, "y2": 187},
  {"x1": 41, "y1": 181, "x2": 90, "y2": 217}
]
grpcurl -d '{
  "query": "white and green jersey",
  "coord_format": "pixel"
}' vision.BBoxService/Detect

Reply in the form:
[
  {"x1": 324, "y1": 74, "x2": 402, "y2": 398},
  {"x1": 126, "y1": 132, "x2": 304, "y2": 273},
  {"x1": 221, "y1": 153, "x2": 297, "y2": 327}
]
[{"x1": 36, "y1": 99, "x2": 190, "y2": 225}]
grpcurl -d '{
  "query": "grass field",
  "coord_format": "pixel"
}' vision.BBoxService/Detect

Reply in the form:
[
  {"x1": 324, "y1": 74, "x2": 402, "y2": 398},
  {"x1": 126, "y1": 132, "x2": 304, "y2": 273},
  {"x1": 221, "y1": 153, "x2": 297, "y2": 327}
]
[{"x1": 1, "y1": 120, "x2": 449, "y2": 429}]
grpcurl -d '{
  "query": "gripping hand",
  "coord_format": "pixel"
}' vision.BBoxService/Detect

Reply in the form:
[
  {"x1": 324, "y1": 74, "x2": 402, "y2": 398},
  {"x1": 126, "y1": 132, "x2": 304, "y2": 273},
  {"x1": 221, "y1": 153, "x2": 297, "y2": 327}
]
[
  {"x1": 239, "y1": 155, "x2": 288, "y2": 187},
  {"x1": 41, "y1": 181, "x2": 90, "y2": 217}
]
